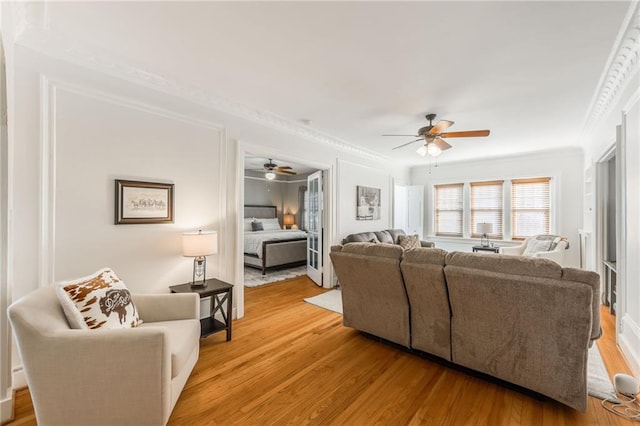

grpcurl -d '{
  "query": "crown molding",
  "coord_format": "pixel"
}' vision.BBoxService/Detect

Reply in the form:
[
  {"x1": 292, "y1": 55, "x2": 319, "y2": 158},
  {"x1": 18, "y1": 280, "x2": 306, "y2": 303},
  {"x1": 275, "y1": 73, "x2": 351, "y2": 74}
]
[
  {"x1": 12, "y1": 4, "x2": 386, "y2": 162},
  {"x1": 581, "y1": 2, "x2": 640, "y2": 136}
]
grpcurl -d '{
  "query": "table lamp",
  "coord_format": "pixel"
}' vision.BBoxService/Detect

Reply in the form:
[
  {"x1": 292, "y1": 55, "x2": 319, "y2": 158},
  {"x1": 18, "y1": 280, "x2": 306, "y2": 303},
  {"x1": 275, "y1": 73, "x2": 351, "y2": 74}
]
[
  {"x1": 182, "y1": 230, "x2": 218, "y2": 287},
  {"x1": 283, "y1": 214, "x2": 295, "y2": 229},
  {"x1": 476, "y1": 223, "x2": 493, "y2": 247}
]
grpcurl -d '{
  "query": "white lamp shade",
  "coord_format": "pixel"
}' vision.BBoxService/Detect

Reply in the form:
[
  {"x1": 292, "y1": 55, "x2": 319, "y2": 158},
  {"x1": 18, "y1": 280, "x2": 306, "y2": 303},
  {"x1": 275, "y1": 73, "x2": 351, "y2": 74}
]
[
  {"x1": 182, "y1": 230, "x2": 218, "y2": 257},
  {"x1": 265, "y1": 171, "x2": 276, "y2": 180},
  {"x1": 426, "y1": 143, "x2": 442, "y2": 157},
  {"x1": 476, "y1": 223, "x2": 493, "y2": 235},
  {"x1": 416, "y1": 145, "x2": 428, "y2": 157}
]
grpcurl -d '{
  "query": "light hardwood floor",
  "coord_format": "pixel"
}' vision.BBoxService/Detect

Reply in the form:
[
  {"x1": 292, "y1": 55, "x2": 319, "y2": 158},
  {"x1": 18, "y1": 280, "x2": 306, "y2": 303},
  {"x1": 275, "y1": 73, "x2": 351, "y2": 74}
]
[{"x1": 6, "y1": 276, "x2": 636, "y2": 425}]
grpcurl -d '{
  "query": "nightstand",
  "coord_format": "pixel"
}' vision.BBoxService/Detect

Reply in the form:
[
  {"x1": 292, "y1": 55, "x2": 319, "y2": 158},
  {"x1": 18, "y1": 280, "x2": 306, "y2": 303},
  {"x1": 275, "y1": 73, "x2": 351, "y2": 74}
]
[
  {"x1": 472, "y1": 245, "x2": 500, "y2": 254},
  {"x1": 169, "y1": 278, "x2": 233, "y2": 340}
]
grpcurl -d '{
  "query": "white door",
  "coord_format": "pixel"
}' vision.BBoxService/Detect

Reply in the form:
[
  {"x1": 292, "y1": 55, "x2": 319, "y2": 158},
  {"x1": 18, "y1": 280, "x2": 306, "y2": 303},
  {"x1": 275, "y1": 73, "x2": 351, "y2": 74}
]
[
  {"x1": 393, "y1": 185, "x2": 408, "y2": 230},
  {"x1": 407, "y1": 185, "x2": 424, "y2": 237},
  {"x1": 307, "y1": 171, "x2": 323, "y2": 286}
]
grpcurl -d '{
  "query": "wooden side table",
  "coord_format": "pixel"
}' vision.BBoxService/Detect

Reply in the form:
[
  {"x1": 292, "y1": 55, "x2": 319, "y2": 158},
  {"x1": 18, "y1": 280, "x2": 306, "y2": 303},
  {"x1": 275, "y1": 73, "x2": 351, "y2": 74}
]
[
  {"x1": 170, "y1": 278, "x2": 233, "y2": 340},
  {"x1": 472, "y1": 245, "x2": 500, "y2": 254}
]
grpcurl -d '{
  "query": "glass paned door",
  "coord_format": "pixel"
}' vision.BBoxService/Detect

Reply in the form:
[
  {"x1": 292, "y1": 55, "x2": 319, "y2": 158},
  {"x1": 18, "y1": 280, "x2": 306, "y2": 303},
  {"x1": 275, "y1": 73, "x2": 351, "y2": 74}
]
[{"x1": 306, "y1": 171, "x2": 322, "y2": 286}]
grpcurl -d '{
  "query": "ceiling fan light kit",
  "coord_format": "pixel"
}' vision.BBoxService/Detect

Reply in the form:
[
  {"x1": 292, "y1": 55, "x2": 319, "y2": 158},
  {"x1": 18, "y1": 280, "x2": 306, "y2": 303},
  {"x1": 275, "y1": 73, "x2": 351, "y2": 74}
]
[
  {"x1": 262, "y1": 158, "x2": 297, "y2": 180},
  {"x1": 386, "y1": 113, "x2": 490, "y2": 158}
]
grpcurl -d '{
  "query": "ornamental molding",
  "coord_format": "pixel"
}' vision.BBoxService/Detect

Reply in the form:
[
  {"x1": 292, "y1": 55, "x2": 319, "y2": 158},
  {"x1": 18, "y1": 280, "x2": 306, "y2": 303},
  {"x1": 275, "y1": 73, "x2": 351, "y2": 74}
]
[
  {"x1": 12, "y1": 3, "x2": 386, "y2": 161},
  {"x1": 582, "y1": 2, "x2": 640, "y2": 135}
]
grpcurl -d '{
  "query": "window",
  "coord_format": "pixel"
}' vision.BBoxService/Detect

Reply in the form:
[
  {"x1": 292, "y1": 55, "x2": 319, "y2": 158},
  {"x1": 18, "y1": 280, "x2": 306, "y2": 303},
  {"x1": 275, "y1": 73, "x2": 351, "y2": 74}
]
[
  {"x1": 435, "y1": 183, "x2": 463, "y2": 237},
  {"x1": 470, "y1": 181, "x2": 503, "y2": 239},
  {"x1": 511, "y1": 178, "x2": 551, "y2": 239}
]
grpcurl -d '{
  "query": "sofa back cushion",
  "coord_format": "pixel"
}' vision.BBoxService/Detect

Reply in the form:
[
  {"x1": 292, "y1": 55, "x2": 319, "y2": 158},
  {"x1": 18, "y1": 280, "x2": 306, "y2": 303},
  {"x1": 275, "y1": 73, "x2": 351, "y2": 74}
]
[
  {"x1": 400, "y1": 248, "x2": 451, "y2": 360},
  {"x1": 343, "y1": 231, "x2": 379, "y2": 244},
  {"x1": 385, "y1": 229, "x2": 407, "y2": 244},
  {"x1": 374, "y1": 230, "x2": 395, "y2": 244},
  {"x1": 330, "y1": 243, "x2": 410, "y2": 347},
  {"x1": 445, "y1": 251, "x2": 562, "y2": 279}
]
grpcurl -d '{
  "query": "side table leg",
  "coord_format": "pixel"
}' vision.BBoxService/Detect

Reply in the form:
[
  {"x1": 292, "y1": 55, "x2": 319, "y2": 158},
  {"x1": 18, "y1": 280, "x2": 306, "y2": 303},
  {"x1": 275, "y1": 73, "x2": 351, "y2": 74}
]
[{"x1": 226, "y1": 288, "x2": 233, "y2": 341}]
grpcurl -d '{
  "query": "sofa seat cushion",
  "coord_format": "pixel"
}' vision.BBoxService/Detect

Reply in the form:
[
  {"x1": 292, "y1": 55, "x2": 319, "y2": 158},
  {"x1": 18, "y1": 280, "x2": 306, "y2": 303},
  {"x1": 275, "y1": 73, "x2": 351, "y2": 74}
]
[{"x1": 139, "y1": 319, "x2": 200, "y2": 378}]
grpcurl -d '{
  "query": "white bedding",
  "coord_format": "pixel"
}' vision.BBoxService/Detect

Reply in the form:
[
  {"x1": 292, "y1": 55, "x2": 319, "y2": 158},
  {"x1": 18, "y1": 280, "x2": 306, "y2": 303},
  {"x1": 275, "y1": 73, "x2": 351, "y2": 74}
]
[{"x1": 244, "y1": 230, "x2": 308, "y2": 258}]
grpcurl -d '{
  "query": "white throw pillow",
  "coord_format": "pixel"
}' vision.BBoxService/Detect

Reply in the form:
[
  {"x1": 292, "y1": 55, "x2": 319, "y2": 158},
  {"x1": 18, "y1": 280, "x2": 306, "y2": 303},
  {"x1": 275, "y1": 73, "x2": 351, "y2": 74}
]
[
  {"x1": 243, "y1": 218, "x2": 255, "y2": 231},
  {"x1": 522, "y1": 238, "x2": 552, "y2": 256},
  {"x1": 55, "y1": 268, "x2": 141, "y2": 330},
  {"x1": 261, "y1": 218, "x2": 282, "y2": 231}
]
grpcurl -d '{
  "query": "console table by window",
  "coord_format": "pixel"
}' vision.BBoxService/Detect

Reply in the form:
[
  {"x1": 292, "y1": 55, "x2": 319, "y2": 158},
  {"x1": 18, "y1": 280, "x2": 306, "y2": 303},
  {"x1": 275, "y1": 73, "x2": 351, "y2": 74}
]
[
  {"x1": 170, "y1": 278, "x2": 233, "y2": 340},
  {"x1": 472, "y1": 245, "x2": 500, "y2": 254}
]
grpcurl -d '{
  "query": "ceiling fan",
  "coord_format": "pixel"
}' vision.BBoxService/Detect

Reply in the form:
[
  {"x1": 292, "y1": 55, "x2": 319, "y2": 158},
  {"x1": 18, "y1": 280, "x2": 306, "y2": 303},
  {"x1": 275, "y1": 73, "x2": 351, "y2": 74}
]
[
  {"x1": 384, "y1": 113, "x2": 490, "y2": 157},
  {"x1": 263, "y1": 159, "x2": 296, "y2": 180}
]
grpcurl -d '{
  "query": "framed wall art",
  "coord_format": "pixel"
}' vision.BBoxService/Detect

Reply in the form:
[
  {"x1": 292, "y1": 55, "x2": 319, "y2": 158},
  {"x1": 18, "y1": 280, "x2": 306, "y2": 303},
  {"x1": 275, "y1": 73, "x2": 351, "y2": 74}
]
[
  {"x1": 356, "y1": 185, "x2": 381, "y2": 221},
  {"x1": 115, "y1": 179, "x2": 174, "y2": 224}
]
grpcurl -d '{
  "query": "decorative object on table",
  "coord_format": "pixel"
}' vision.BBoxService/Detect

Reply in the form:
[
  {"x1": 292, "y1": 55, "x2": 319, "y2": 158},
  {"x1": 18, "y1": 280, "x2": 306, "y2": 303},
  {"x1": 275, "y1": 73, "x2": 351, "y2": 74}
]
[
  {"x1": 476, "y1": 222, "x2": 493, "y2": 247},
  {"x1": 283, "y1": 213, "x2": 295, "y2": 229},
  {"x1": 183, "y1": 230, "x2": 218, "y2": 287},
  {"x1": 115, "y1": 179, "x2": 174, "y2": 224},
  {"x1": 356, "y1": 185, "x2": 381, "y2": 220}
]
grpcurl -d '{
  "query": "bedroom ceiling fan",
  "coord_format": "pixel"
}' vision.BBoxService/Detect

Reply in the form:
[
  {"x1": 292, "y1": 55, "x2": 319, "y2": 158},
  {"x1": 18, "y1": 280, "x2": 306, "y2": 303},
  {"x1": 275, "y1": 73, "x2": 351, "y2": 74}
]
[
  {"x1": 263, "y1": 159, "x2": 297, "y2": 180},
  {"x1": 384, "y1": 113, "x2": 490, "y2": 157}
]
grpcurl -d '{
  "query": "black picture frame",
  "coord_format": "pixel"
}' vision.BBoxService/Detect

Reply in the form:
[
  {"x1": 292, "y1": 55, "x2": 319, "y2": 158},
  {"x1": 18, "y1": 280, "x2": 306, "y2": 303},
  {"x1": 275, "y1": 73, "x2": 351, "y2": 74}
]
[{"x1": 115, "y1": 179, "x2": 174, "y2": 224}]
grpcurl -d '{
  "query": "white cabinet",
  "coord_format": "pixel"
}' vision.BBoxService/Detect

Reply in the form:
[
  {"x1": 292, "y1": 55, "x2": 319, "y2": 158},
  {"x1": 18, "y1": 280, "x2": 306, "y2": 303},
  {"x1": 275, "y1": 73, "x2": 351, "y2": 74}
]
[{"x1": 394, "y1": 185, "x2": 424, "y2": 238}]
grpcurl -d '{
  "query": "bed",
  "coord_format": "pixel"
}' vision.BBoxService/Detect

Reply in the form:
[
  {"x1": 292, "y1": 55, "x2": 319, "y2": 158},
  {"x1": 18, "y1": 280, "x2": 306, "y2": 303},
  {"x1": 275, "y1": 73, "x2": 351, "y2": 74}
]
[{"x1": 244, "y1": 205, "x2": 308, "y2": 275}]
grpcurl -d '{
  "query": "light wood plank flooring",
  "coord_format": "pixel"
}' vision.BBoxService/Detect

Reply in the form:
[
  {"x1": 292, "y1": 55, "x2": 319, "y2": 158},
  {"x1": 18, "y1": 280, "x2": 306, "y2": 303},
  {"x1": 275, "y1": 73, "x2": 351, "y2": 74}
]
[{"x1": 6, "y1": 276, "x2": 635, "y2": 425}]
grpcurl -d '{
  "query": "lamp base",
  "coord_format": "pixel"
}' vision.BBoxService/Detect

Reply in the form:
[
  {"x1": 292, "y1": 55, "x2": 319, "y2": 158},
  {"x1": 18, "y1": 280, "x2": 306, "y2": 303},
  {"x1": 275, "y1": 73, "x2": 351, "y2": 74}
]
[
  {"x1": 481, "y1": 234, "x2": 490, "y2": 247},
  {"x1": 191, "y1": 257, "x2": 207, "y2": 287}
]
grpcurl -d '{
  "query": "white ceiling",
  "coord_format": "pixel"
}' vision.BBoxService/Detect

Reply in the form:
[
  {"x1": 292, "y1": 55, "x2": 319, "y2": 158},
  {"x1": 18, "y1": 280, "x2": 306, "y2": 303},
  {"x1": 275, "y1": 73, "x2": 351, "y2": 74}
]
[{"x1": 39, "y1": 1, "x2": 631, "y2": 165}]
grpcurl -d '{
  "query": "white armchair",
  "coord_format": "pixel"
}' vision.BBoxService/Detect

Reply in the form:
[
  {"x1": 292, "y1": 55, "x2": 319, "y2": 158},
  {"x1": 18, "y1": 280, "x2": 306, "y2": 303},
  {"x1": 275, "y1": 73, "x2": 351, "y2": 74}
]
[
  {"x1": 8, "y1": 285, "x2": 200, "y2": 426},
  {"x1": 499, "y1": 235, "x2": 569, "y2": 265}
]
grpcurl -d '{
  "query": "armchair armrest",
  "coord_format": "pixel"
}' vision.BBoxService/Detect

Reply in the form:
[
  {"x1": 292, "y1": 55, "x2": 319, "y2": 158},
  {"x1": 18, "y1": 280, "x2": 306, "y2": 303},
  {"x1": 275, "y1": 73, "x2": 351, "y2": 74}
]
[
  {"x1": 420, "y1": 240, "x2": 435, "y2": 248},
  {"x1": 23, "y1": 327, "x2": 172, "y2": 425},
  {"x1": 499, "y1": 245, "x2": 525, "y2": 255},
  {"x1": 534, "y1": 250, "x2": 565, "y2": 264},
  {"x1": 133, "y1": 293, "x2": 199, "y2": 323}
]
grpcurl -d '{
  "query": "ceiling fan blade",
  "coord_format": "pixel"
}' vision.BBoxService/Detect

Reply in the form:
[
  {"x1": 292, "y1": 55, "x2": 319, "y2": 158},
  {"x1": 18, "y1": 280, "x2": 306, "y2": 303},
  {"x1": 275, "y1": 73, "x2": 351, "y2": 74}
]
[
  {"x1": 440, "y1": 130, "x2": 490, "y2": 138},
  {"x1": 277, "y1": 170, "x2": 296, "y2": 175},
  {"x1": 433, "y1": 137, "x2": 452, "y2": 151},
  {"x1": 276, "y1": 166, "x2": 292, "y2": 171},
  {"x1": 383, "y1": 134, "x2": 419, "y2": 137},
  {"x1": 429, "y1": 120, "x2": 454, "y2": 134},
  {"x1": 392, "y1": 138, "x2": 423, "y2": 150}
]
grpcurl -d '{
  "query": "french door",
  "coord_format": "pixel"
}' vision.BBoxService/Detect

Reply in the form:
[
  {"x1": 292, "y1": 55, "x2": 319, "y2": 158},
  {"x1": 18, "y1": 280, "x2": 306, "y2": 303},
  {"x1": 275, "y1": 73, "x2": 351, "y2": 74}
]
[{"x1": 306, "y1": 171, "x2": 323, "y2": 286}]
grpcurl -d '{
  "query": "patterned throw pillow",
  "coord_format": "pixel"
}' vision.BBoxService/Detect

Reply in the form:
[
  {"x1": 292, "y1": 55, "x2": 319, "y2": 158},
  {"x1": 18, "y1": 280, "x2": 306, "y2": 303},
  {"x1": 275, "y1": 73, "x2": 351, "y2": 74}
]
[
  {"x1": 522, "y1": 238, "x2": 552, "y2": 256},
  {"x1": 55, "y1": 268, "x2": 141, "y2": 330},
  {"x1": 398, "y1": 234, "x2": 421, "y2": 250}
]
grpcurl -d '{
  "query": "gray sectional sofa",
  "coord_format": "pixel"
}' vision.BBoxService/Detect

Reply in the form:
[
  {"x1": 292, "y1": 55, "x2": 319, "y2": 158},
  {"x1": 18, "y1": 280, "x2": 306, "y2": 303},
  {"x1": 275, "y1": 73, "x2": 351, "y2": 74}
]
[
  {"x1": 342, "y1": 228, "x2": 435, "y2": 247},
  {"x1": 330, "y1": 243, "x2": 600, "y2": 412}
]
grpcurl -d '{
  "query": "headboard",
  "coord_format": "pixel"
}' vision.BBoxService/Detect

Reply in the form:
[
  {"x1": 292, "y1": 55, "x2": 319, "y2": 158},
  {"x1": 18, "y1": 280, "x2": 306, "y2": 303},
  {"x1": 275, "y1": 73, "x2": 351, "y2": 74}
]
[{"x1": 244, "y1": 205, "x2": 277, "y2": 219}]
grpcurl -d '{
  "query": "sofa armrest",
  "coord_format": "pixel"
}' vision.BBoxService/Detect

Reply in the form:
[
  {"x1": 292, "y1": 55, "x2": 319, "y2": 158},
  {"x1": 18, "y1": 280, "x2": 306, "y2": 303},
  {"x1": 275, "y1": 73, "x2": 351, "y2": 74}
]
[
  {"x1": 499, "y1": 245, "x2": 524, "y2": 255},
  {"x1": 133, "y1": 293, "x2": 199, "y2": 323},
  {"x1": 420, "y1": 240, "x2": 435, "y2": 248}
]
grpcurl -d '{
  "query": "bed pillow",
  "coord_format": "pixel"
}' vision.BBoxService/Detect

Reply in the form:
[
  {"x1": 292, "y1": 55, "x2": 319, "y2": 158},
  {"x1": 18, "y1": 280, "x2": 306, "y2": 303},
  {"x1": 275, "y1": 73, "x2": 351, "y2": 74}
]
[
  {"x1": 55, "y1": 268, "x2": 140, "y2": 330},
  {"x1": 261, "y1": 218, "x2": 282, "y2": 231},
  {"x1": 243, "y1": 218, "x2": 255, "y2": 231},
  {"x1": 251, "y1": 221, "x2": 264, "y2": 231}
]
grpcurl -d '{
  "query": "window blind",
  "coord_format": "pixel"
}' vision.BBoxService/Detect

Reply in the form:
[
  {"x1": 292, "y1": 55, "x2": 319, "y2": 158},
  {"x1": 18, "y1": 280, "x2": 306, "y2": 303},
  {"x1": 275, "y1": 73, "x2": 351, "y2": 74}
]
[
  {"x1": 470, "y1": 180, "x2": 504, "y2": 239},
  {"x1": 435, "y1": 183, "x2": 463, "y2": 237},
  {"x1": 511, "y1": 177, "x2": 551, "y2": 240}
]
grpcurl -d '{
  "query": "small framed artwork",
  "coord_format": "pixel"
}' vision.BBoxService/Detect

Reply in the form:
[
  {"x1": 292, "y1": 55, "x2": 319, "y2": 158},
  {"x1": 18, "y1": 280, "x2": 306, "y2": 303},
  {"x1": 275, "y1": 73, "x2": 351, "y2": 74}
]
[
  {"x1": 115, "y1": 179, "x2": 174, "y2": 224},
  {"x1": 356, "y1": 185, "x2": 381, "y2": 220}
]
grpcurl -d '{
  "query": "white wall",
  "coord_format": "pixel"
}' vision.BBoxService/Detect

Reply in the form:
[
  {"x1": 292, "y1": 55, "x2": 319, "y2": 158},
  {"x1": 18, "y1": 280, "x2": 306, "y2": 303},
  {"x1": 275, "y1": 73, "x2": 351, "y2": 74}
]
[
  {"x1": 3, "y1": 43, "x2": 410, "y2": 404},
  {"x1": 336, "y1": 159, "x2": 393, "y2": 241},
  {"x1": 410, "y1": 148, "x2": 584, "y2": 266},
  {"x1": 580, "y1": 1, "x2": 640, "y2": 375}
]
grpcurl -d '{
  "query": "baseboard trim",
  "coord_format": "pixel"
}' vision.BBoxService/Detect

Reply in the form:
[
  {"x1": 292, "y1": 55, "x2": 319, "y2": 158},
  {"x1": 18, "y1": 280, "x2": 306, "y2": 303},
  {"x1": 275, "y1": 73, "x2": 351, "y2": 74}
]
[
  {"x1": 619, "y1": 314, "x2": 640, "y2": 377},
  {"x1": 0, "y1": 394, "x2": 14, "y2": 424},
  {"x1": 12, "y1": 366, "x2": 26, "y2": 389}
]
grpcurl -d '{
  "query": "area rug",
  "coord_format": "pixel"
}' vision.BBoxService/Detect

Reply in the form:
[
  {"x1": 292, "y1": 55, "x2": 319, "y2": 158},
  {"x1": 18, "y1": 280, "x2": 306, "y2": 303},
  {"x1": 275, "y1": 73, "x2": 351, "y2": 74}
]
[
  {"x1": 588, "y1": 343, "x2": 618, "y2": 402},
  {"x1": 304, "y1": 289, "x2": 343, "y2": 314},
  {"x1": 244, "y1": 265, "x2": 307, "y2": 287}
]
